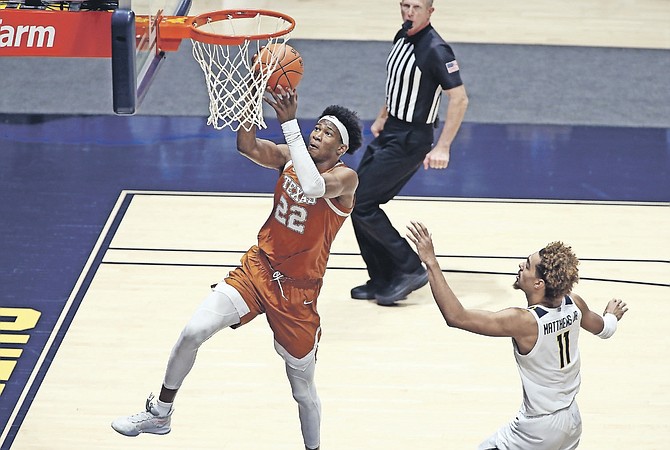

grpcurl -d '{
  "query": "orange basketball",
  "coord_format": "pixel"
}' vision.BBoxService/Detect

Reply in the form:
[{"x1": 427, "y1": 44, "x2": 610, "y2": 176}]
[{"x1": 253, "y1": 43, "x2": 304, "y2": 91}]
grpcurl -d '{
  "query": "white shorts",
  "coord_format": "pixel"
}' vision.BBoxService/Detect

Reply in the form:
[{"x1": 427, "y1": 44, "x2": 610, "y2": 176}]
[{"x1": 478, "y1": 400, "x2": 582, "y2": 450}]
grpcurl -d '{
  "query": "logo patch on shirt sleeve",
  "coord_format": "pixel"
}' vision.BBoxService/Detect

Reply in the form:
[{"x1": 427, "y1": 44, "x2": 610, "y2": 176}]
[{"x1": 446, "y1": 60, "x2": 460, "y2": 73}]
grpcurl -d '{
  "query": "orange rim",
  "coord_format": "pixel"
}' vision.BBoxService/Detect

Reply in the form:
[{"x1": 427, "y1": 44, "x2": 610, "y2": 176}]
[{"x1": 189, "y1": 9, "x2": 295, "y2": 45}]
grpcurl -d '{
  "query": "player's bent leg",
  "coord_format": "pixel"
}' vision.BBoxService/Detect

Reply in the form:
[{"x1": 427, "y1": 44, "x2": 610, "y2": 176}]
[
  {"x1": 479, "y1": 406, "x2": 581, "y2": 450},
  {"x1": 477, "y1": 414, "x2": 523, "y2": 450},
  {"x1": 285, "y1": 356, "x2": 321, "y2": 450},
  {"x1": 558, "y1": 401, "x2": 582, "y2": 450},
  {"x1": 163, "y1": 288, "x2": 244, "y2": 390},
  {"x1": 112, "y1": 287, "x2": 246, "y2": 437}
]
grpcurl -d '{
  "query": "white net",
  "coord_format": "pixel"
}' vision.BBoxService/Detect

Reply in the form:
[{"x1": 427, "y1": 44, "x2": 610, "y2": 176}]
[{"x1": 190, "y1": 12, "x2": 293, "y2": 131}]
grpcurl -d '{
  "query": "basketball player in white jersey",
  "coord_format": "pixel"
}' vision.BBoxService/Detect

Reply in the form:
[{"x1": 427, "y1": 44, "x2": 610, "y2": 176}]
[{"x1": 407, "y1": 221, "x2": 628, "y2": 450}]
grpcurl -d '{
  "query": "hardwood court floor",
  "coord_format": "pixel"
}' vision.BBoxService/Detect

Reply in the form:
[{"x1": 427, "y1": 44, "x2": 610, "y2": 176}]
[
  {"x1": 10, "y1": 192, "x2": 668, "y2": 449},
  {"x1": 2, "y1": 2, "x2": 668, "y2": 448},
  {"x1": 191, "y1": 0, "x2": 670, "y2": 48}
]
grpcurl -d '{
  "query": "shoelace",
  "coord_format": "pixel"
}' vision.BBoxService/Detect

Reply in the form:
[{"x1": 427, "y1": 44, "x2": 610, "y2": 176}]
[
  {"x1": 271, "y1": 271, "x2": 288, "y2": 300},
  {"x1": 127, "y1": 394, "x2": 159, "y2": 423},
  {"x1": 129, "y1": 410, "x2": 156, "y2": 423}
]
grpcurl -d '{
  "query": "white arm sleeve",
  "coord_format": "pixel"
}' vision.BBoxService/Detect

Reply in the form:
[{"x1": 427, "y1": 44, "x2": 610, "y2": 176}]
[
  {"x1": 596, "y1": 312, "x2": 618, "y2": 339},
  {"x1": 281, "y1": 119, "x2": 326, "y2": 197}
]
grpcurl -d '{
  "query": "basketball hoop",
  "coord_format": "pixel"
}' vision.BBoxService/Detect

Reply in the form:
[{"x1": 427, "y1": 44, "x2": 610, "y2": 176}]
[{"x1": 158, "y1": 10, "x2": 296, "y2": 131}]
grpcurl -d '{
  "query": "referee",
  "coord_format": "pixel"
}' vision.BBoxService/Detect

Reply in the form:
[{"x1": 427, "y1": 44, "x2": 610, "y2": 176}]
[{"x1": 351, "y1": 0, "x2": 469, "y2": 306}]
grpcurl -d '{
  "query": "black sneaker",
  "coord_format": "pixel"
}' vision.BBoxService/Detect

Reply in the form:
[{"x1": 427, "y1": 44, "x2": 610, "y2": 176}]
[
  {"x1": 375, "y1": 267, "x2": 428, "y2": 306},
  {"x1": 350, "y1": 281, "x2": 378, "y2": 300}
]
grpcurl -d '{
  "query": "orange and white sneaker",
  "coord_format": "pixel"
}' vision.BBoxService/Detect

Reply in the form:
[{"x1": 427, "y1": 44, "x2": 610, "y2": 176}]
[{"x1": 111, "y1": 394, "x2": 172, "y2": 436}]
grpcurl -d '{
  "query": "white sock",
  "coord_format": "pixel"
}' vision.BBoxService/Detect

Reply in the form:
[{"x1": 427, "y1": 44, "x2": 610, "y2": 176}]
[{"x1": 155, "y1": 399, "x2": 172, "y2": 416}]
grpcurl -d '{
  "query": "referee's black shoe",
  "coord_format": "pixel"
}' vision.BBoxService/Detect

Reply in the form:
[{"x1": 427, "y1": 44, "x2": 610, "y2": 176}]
[
  {"x1": 375, "y1": 267, "x2": 428, "y2": 306},
  {"x1": 350, "y1": 280, "x2": 379, "y2": 300}
]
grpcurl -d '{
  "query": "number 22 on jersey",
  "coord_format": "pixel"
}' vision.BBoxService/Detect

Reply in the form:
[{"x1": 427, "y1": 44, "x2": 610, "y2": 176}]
[{"x1": 274, "y1": 195, "x2": 308, "y2": 234}]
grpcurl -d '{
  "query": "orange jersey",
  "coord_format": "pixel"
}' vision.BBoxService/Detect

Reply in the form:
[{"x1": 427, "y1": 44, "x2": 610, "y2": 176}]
[{"x1": 257, "y1": 160, "x2": 352, "y2": 280}]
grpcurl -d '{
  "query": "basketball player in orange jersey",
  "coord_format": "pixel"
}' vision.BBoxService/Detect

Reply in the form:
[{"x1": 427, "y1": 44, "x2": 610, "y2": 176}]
[
  {"x1": 111, "y1": 87, "x2": 363, "y2": 450},
  {"x1": 407, "y1": 221, "x2": 628, "y2": 449}
]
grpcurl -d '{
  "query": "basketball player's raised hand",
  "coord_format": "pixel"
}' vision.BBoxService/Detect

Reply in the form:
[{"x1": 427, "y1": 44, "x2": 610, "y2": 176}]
[
  {"x1": 605, "y1": 298, "x2": 629, "y2": 320},
  {"x1": 265, "y1": 86, "x2": 297, "y2": 123},
  {"x1": 406, "y1": 221, "x2": 438, "y2": 266}
]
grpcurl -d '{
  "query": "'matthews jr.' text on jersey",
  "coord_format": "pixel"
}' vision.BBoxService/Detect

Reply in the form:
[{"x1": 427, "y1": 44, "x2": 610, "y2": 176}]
[{"x1": 515, "y1": 296, "x2": 582, "y2": 416}]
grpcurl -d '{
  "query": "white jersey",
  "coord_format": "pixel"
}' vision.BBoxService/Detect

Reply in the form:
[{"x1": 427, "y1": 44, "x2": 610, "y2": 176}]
[{"x1": 514, "y1": 295, "x2": 582, "y2": 416}]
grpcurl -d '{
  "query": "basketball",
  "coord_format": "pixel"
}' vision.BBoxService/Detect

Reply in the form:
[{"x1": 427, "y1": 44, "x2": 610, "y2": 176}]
[{"x1": 253, "y1": 43, "x2": 304, "y2": 91}]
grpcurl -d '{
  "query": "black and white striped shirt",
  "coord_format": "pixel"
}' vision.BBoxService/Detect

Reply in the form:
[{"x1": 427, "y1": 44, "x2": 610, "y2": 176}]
[{"x1": 385, "y1": 24, "x2": 463, "y2": 124}]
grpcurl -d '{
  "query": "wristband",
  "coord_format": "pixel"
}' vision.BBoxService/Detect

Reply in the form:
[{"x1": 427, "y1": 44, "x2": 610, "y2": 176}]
[{"x1": 596, "y1": 312, "x2": 617, "y2": 339}]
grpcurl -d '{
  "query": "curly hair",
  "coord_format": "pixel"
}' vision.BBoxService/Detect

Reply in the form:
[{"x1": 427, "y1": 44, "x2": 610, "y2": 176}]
[
  {"x1": 536, "y1": 242, "x2": 580, "y2": 299},
  {"x1": 320, "y1": 105, "x2": 363, "y2": 154}
]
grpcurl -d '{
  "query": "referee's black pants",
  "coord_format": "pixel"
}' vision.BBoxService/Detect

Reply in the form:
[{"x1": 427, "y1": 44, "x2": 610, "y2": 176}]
[{"x1": 352, "y1": 116, "x2": 434, "y2": 286}]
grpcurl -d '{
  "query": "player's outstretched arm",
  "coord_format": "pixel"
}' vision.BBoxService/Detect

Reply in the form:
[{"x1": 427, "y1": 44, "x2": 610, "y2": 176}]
[
  {"x1": 406, "y1": 221, "x2": 537, "y2": 343},
  {"x1": 236, "y1": 123, "x2": 289, "y2": 170},
  {"x1": 406, "y1": 222, "x2": 468, "y2": 326},
  {"x1": 572, "y1": 294, "x2": 628, "y2": 337},
  {"x1": 267, "y1": 88, "x2": 327, "y2": 198}
]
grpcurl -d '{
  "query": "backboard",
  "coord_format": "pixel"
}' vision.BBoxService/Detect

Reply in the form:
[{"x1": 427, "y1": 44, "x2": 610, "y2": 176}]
[
  {"x1": 113, "y1": 0, "x2": 192, "y2": 114},
  {"x1": 0, "y1": 0, "x2": 191, "y2": 114}
]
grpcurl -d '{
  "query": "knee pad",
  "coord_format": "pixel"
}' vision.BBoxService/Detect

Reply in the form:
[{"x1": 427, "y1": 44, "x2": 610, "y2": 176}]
[
  {"x1": 289, "y1": 377, "x2": 316, "y2": 405},
  {"x1": 285, "y1": 361, "x2": 319, "y2": 407},
  {"x1": 176, "y1": 321, "x2": 211, "y2": 350}
]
